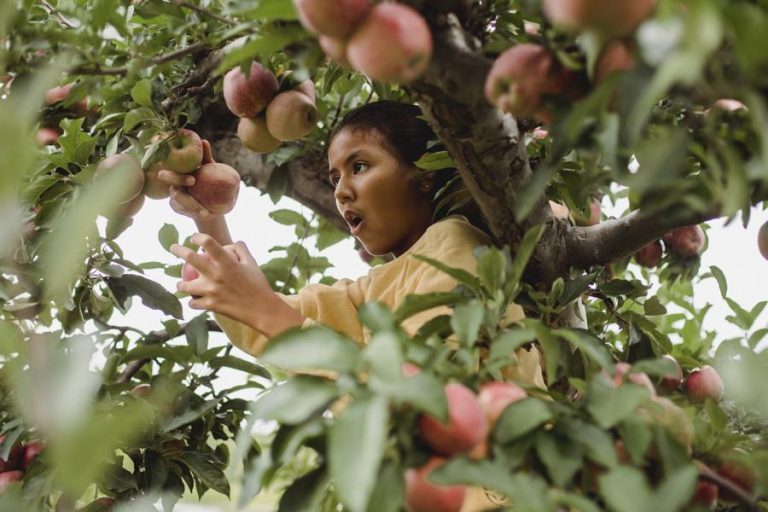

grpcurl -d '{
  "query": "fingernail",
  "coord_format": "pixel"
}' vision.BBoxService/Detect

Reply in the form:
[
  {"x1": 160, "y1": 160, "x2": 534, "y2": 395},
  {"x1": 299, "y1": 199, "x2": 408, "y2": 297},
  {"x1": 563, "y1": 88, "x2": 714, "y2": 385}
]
[
  {"x1": 199, "y1": 210, "x2": 208, "y2": 217},
  {"x1": 186, "y1": 178, "x2": 194, "y2": 186}
]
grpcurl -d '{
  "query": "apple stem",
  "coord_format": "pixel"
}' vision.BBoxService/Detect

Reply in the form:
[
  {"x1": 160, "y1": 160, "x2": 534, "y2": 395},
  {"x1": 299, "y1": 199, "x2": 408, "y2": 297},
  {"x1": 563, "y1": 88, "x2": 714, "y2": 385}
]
[{"x1": 698, "y1": 463, "x2": 758, "y2": 510}]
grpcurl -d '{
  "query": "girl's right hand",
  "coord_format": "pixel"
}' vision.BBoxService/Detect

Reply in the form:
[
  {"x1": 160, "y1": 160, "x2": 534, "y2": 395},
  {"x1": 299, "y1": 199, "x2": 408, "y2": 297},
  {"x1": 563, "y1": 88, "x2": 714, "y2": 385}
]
[{"x1": 157, "y1": 139, "x2": 216, "y2": 221}]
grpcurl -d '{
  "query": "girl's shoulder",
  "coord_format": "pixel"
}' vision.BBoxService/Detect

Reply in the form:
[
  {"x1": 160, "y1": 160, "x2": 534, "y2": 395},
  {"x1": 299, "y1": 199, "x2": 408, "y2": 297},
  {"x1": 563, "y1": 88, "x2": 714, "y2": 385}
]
[{"x1": 421, "y1": 214, "x2": 492, "y2": 248}]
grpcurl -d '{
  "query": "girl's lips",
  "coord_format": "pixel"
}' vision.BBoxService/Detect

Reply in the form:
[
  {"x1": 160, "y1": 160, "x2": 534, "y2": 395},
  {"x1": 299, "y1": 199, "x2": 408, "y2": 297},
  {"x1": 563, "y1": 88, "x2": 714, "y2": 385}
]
[{"x1": 351, "y1": 219, "x2": 365, "y2": 236}]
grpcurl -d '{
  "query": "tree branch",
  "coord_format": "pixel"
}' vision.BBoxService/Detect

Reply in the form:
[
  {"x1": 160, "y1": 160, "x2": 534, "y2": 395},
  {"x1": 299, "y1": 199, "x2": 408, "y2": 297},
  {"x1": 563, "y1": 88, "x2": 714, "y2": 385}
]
[
  {"x1": 72, "y1": 42, "x2": 212, "y2": 77},
  {"x1": 698, "y1": 463, "x2": 758, "y2": 511}
]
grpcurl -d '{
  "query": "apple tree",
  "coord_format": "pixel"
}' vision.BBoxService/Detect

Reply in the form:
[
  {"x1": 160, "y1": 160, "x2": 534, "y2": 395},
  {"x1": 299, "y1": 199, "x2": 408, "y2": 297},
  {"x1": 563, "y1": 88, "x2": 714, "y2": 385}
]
[{"x1": 1, "y1": 0, "x2": 768, "y2": 510}]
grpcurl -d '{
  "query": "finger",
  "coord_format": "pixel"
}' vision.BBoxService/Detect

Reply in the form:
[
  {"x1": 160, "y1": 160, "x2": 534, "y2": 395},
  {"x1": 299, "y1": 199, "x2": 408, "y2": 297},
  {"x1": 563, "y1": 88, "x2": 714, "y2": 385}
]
[
  {"x1": 190, "y1": 233, "x2": 230, "y2": 261},
  {"x1": 158, "y1": 170, "x2": 196, "y2": 187},
  {"x1": 231, "y1": 241, "x2": 255, "y2": 263},
  {"x1": 170, "y1": 187, "x2": 209, "y2": 218},
  {"x1": 170, "y1": 244, "x2": 214, "y2": 274},
  {"x1": 201, "y1": 140, "x2": 215, "y2": 164},
  {"x1": 187, "y1": 296, "x2": 208, "y2": 310}
]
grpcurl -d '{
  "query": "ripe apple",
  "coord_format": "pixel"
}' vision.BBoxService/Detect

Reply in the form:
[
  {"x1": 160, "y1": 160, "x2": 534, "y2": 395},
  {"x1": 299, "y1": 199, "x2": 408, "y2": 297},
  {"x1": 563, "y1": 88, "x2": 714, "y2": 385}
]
[
  {"x1": 717, "y1": 458, "x2": 756, "y2": 503},
  {"x1": 757, "y1": 220, "x2": 768, "y2": 261},
  {"x1": 223, "y1": 62, "x2": 279, "y2": 118},
  {"x1": 346, "y1": 3, "x2": 433, "y2": 84},
  {"x1": 404, "y1": 457, "x2": 466, "y2": 512},
  {"x1": 419, "y1": 383, "x2": 488, "y2": 455},
  {"x1": 153, "y1": 129, "x2": 204, "y2": 174},
  {"x1": 188, "y1": 163, "x2": 241, "y2": 215},
  {"x1": 265, "y1": 91, "x2": 318, "y2": 141},
  {"x1": 685, "y1": 365, "x2": 724, "y2": 403},
  {"x1": 142, "y1": 164, "x2": 171, "y2": 200},
  {"x1": 96, "y1": 153, "x2": 146, "y2": 203},
  {"x1": 690, "y1": 478, "x2": 718, "y2": 509},
  {"x1": 594, "y1": 39, "x2": 636, "y2": 84},
  {"x1": 542, "y1": 0, "x2": 657, "y2": 38},
  {"x1": 182, "y1": 262, "x2": 200, "y2": 282},
  {"x1": 0, "y1": 437, "x2": 23, "y2": 472},
  {"x1": 113, "y1": 193, "x2": 145, "y2": 219},
  {"x1": 293, "y1": 0, "x2": 370, "y2": 39},
  {"x1": 637, "y1": 396, "x2": 694, "y2": 450},
  {"x1": 611, "y1": 362, "x2": 656, "y2": 396},
  {"x1": 477, "y1": 381, "x2": 528, "y2": 427},
  {"x1": 634, "y1": 240, "x2": 663, "y2": 268},
  {"x1": 295, "y1": 80, "x2": 317, "y2": 104},
  {"x1": 0, "y1": 470, "x2": 23, "y2": 494},
  {"x1": 485, "y1": 43, "x2": 570, "y2": 119},
  {"x1": 36, "y1": 127, "x2": 61, "y2": 147},
  {"x1": 658, "y1": 354, "x2": 683, "y2": 393},
  {"x1": 237, "y1": 116, "x2": 282, "y2": 154},
  {"x1": 45, "y1": 82, "x2": 89, "y2": 116},
  {"x1": 22, "y1": 441, "x2": 45, "y2": 470},
  {"x1": 663, "y1": 225, "x2": 705, "y2": 258},
  {"x1": 319, "y1": 36, "x2": 350, "y2": 67}
]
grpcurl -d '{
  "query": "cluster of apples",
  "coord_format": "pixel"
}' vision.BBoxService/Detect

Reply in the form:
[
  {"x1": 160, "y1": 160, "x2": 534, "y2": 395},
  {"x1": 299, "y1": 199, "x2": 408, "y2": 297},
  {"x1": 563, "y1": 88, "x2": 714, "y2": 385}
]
[
  {"x1": 485, "y1": 0, "x2": 657, "y2": 121},
  {"x1": 95, "y1": 129, "x2": 240, "y2": 223},
  {"x1": 225, "y1": 62, "x2": 317, "y2": 154},
  {"x1": 403, "y1": 363, "x2": 529, "y2": 512},
  {"x1": 0, "y1": 436, "x2": 45, "y2": 494},
  {"x1": 293, "y1": 0, "x2": 432, "y2": 84},
  {"x1": 36, "y1": 82, "x2": 93, "y2": 147},
  {"x1": 634, "y1": 225, "x2": 705, "y2": 268}
]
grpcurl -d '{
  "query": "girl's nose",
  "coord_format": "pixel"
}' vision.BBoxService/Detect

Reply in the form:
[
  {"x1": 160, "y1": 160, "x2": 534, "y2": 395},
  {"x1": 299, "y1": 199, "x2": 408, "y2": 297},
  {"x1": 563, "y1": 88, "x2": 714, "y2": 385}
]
[{"x1": 334, "y1": 175, "x2": 354, "y2": 204}]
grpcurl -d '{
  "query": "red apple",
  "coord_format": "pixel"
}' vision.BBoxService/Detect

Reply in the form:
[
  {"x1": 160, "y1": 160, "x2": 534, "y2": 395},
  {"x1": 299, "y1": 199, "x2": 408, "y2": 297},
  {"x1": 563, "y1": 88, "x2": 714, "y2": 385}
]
[
  {"x1": 0, "y1": 470, "x2": 23, "y2": 494},
  {"x1": 419, "y1": 383, "x2": 488, "y2": 455},
  {"x1": 611, "y1": 362, "x2": 656, "y2": 396},
  {"x1": 477, "y1": 381, "x2": 528, "y2": 427},
  {"x1": 295, "y1": 80, "x2": 316, "y2": 104},
  {"x1": 685, "y1": 366, "x2": 724, "y2": 403},
  {"x1": 265, "y1": 91, "x2": 318, "y2": 142},
  {"x1": 223, "y1": 62, "x2": 279, "y2": 118},
  {"x1": 36, "y1": 127, "x2": 61, "y2": 147},
  {"x1": 717, "y1": 458, "x2": 756, "y2": 503},
  {"x1": 96, "y1": 153, "x2": 146, "y2": 203},
  {"x1": 757, "y1": 220, "x2": 768, "y2": 261},
  {"x1": 594, "y1": 39, "x2": 636, "y2": 84},
  {"x1": 237, "y1": 116, "x2": 282, "y2": 154},
  {"x1": 542, "y1": 0, "x2": 657, "y2": 38},
  {"x1": 182, "y1": 261, "x2": 200, "y2": 282},
  {"x1": 663, "y1": 225, "x2": 705, "y2": 258},
  {"x1": 658, "y1": 355, "x2": 683, "y2": 393},
  {"x1": 634, "y1": 240, "x2": 663, "y2": 268},
  {"x1": 346, "y1": 3, "x2": 433, "y2": 84},
  {"x1": 690, "y1": 479, "x2": 718, "y2": 509},
  {"x1": 293, "y1": 0, "x2": 370, "y2": 39},
  {"x1": 45, "y1": 82, "x2": 89, "y2": 116},
  {"x1": 404, "y1": 457, "x2": 466, "y2": 512},
  {"x1": 188, "y1": 163, "x2": 240, "y2": 215},
  {"x1": 142, "y1": 164, "x2": 171, "y2": 200},
  {"x1": 0, "y1": 437, "x2": 24, "y2": 472},
  {"x1": 153, "y1": 129, "x2": 204, "y2": 174},
  {"x1": 22, "y1": 441, "x2": 45, "y2": 470}
]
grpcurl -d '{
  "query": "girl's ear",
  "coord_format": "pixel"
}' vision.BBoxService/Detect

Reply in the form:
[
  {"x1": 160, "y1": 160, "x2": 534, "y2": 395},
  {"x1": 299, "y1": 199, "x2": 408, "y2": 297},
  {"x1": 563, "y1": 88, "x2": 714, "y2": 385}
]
[{"x1": 417, "y1": 170, "x2": 436, "y2": 193}]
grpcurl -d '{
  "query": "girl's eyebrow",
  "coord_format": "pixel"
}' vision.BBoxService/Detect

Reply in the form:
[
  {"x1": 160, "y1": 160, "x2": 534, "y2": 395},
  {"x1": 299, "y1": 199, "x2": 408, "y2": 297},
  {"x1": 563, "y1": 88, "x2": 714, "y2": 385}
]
[{"x1": 328, "y1": 149, "x2": 363, "y2": 174}]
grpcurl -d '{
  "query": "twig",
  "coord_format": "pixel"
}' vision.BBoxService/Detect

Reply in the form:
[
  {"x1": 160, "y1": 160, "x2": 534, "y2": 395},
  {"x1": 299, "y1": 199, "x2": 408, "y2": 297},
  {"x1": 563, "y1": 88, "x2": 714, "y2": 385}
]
[
  {"x1": 698, "y1": 463, "x2": 758, "y2": 511},
  {"x1": 116, "y1": 319, "x2": 221, "y2": 383},
  {"x1": 72, "y1": 42, "x2": 211, "y2": 77},
  {"x1": 38, "y1": 0, "x2": 76, "y2": 29}
]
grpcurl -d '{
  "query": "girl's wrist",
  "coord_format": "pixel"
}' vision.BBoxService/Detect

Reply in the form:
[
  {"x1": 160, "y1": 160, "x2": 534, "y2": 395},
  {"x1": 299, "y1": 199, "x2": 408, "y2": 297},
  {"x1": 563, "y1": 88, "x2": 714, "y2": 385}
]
[{"x1": 251, "y1": 293, "x2": 306, "y2": 338}]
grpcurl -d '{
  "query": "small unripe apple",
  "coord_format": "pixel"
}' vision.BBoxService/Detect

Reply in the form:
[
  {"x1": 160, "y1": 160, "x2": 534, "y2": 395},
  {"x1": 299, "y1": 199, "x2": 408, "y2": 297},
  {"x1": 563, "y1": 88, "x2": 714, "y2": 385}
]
[
  {"x1": 347, "y1": 3, "x2": 433, "y2": 84},
  {"x1": 419, "y1": 383, "x2": 488, "y2": 455},
  {"x1": 0, "y1": 437, "x2": 23, "y2": 472},
  {"x1": 36, "y1": 127, "x2": 61, "y2": 147},
  {"x1": 223, "y1": 62, "x2": 279, "y2": 118},
  {"x1": 142, "y1": 164, "x2": 171, "y2": 200},
  {"x1": 96, "y1": 153, "x2": 146, "y2": 204},
  {"x1": 485, "y1": 44, "x2": 569, "y2": 119},
  {"x1": 188, "y1": 163, "x2": 241, "y2": 215},
  {"x1": 153, "y1": 129, "x2": 204, "y2": 174},
  {"x1": 634, "y1": 240, "x2": 663, "y2": 268},
  {"x1": 690, "y1": 478, "x2": 718, "y2": 509},
  {"x1": 685, "y1": 365, "x2": 724, "y2": 403},
  {"x1": 22, "y1": 441, "x2": 45, "y2": 470},
  {"x1": 658, "y1": 354, "x2": 683, "y2": 393},
  {"x1": 477, "y1": 381, "x2": 528, "y2": 427},
  {"x1": 663, "y1": 225, "x2": 705, "y2": 258},
  {"x1": 265, "y1": 91, "x2": 318, "y2": 142},
  {"x1": 757, "y1": 220, "x2": 768, "y2": 261},
  {"x1": 0, "y1": 470, "x2": 23, "y2": 494},
  {"x1": 237, "y1": 116, "x2": 282, "y2": 154},
  {"x1": 404, "y1": 457, "x2": 466, "y2": 512},
  {"x1": 594, "y1": 39, "x2": 636, "y2": 84},
  {"x1": 611, "y1": 362, "x2": 656, "y2": 396},
  {"x1": 293, "y1": 0, "x2": 370, "y2": 39},
  {"x1": 319, "y1": 36, "x2": 350, "y2": 67}
]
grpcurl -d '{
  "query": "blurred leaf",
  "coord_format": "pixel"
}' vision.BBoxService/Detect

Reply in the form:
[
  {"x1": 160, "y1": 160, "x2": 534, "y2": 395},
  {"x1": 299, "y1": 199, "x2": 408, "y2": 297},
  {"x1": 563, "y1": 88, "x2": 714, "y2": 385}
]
[
  {"x1": 587, "y1": 377, "x2": 648, "y2": 429},
  {"x1": 277, "y1": 467, "x2": 329, "y2": 512},
  {"x1": 251, "y1": 376, "x2": 338, "y2": 424},
  {"x1": 450, "y1": 300, "x2": 484, "y2": 347},
  {"x1": 329, "y1": 394, "x2": 389, "y2": 512},
  {"x1": 185, "y1": 313, "x2": 209, "y2": 356},
  {"x1": 598, "y1": 467, "x2": 652, "y2": 512},
  {"x1": 130, "y1": 79, "x2": 153, "y2": 107},
  {"x1": 536, "y1": 433, "x2": 582, "y2": 487},
  {"x1": 393, "y1": 291, "x2": 465, "y2": 324},
  {"x1": 554, "y1": 329, "x2": 613, "y2": 370},
  {"x1": 180, "y1": 452, "x2": 230, "y2": 497},
  {"x1": 495, "y1": 398, "x2": 553, "y2": 443},
  {"x1": 412, "y1": 254, "x2": 484, "y2": 295},
  {"x1": 108, "y1": 274, "x2": 182, "y2": 319},
  {"x1": 262, "y1": 326, "x2": 360, "y2": 373},
  {"x1": 270, "y1": 208, "x2": 307, "y2": 227},
  {"x1": 208, "y1": 355, "x2": 271, "y2": 379},
  {"x1": 506, "y1": 224, "x2": 546, "y2": 297},
  {"x1": 477, "y1": 247, "x2": 507, "y2": 293},
  {"x1": 158, "y1": 223, "x2": 179, "y2": 252},
  {"x1": 163, "y1": 399, "x2": 220, "y2": 431},
  {"x1": 358, "y1": 302, "x2": 396, "y2": 332},
  {"x1": 367, "y1": 461, "x2": 405, "y2": 512}
]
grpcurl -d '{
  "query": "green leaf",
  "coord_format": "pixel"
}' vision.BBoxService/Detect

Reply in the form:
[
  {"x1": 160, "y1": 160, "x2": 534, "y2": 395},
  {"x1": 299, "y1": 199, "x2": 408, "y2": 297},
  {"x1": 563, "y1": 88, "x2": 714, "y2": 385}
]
[
  {"x1": 477, "y1": 247, "x2": 507, "y2": 294},
  {"x1": 358, "y1": 302, "x2": 396, "y2": 332},
  {"x1": 554, "y1": 329, "x2": 613, "y2": 371},
  {"x1": 108, "y1": 274, "x2": 183, "y2": 319},
  {"x1": 251, "y1": 376, "x2": 338, "y2": 424},
  {"x1": 567, "y1": 421, "x2": 618, "y2": 468},
  {"x1": 158, "y1": 223, "x2": 179, "y2": 252},
  {"x1": 495, "y1": 398, "x2": 553, "y2": 443},
  {"x1": 643, "y1": 296, "x2": 667, "y2": 316},
  {"x1": 367, "y1": 461, "x2": 405, "y2": 512},
  {"x1": 488, "y1": 327, "x2": 537, "y2": 363},
  {"x1": 708, "y1": 265, "x2": 728, "y2": 298},
  {"x1": 208, "y1": 355, "x2": 271, "y2": 379},
  {"x1": 535, "y1": 433, "x2": 582, "y2": 487},
  {"x1": 277, "y1": 467, "x2": 329, "y2": 512},
  {"x1": 586, "y1": 376, "x2": 648, "y2": 429},
  {"x1": 121, "y1": 344, "x2": 191, "y2": 364},
  {"x1": 180, "y1": 452, "x2": 230, "y2": 497},
  {"x1": 393, "y1": 291, "x2": 465, "y2": 324},
  {"x1": 598, "y1": 467, "x2": 652, "y2": 512},
  {"x1": 185, "y1": 314, "x2": 209, "y2": 356},
  {"x1": 269, "y1": 209, "x2": 307, "y2": 227},
  {"x1": 450, "y1": 300, "x2": 485, "y2": 347},
  {"x1": 163, "y1": 399, "x2": 220, "y2": 432},
  {"x1": 649, "y1": 464, "x2": 698, "y2": 512},
  {"x1": 413, "y1": 150, "x2": 456, "y2": 171},
  {"x1": 130, "y1": 78, "x2": 153, "y2": 107},
  {"x1": 235, "y1": 0, "x2": 299, "y2": 20},
  {"x1": 507, "y1": 224, "x2": 546, "y2": 296},
  {"x1": 329, "y1": 394, "x2": 389, "y2": 512},
  {"x1": 261, "y1": 326, "x2": 360, "y2": 373},
  {"x1": 123, "y1": 106, "x2": 155, "y2": 132},
  {"x1": 412, "y1": 254, "x2": 484, "y2": 295}
]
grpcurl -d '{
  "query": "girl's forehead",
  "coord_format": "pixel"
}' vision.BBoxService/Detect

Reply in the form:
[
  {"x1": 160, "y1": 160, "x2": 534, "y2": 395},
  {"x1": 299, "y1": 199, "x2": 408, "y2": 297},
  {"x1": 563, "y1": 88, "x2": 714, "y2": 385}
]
[{"x1": 328, "y1": 128, "x2": 387, "y2": 165}]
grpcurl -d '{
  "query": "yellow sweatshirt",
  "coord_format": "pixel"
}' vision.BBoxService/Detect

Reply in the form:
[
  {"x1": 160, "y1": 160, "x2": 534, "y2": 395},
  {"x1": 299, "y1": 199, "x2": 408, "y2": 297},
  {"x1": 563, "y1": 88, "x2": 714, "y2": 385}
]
[{"x1": 216, "y1": 215, "x2": 543, "y2": 511}]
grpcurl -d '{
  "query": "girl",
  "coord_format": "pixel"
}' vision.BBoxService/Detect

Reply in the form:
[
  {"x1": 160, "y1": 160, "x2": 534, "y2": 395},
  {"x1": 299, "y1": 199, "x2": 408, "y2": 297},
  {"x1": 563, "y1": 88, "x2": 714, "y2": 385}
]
[{"x1": 165, "y1": 100, "x2": 544, "y2": 385}]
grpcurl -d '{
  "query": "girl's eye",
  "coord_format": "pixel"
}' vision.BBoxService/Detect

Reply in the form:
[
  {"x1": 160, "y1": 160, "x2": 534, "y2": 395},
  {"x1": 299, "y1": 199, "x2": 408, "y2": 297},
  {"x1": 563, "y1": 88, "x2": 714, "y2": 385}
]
[
  {"x1": 352, "y1": 162, "x2": 369, "y2": 173},
  {"x1": 329, "y1": 175, "x2": 340, "y2": 187}
]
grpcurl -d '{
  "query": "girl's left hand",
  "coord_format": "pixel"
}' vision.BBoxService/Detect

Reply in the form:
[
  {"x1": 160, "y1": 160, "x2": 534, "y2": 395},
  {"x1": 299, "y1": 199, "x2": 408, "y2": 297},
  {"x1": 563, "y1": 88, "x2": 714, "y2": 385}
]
[{"x1": 170, "y1": 234, "x2": 276, "y2": 330}]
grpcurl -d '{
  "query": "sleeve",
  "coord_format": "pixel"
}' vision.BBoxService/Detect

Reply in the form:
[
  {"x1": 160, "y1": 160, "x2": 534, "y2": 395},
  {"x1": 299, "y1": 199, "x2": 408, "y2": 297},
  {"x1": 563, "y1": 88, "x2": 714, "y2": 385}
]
[{"x1": 214, "y1": 277, "x2": 367, "y2": 358}]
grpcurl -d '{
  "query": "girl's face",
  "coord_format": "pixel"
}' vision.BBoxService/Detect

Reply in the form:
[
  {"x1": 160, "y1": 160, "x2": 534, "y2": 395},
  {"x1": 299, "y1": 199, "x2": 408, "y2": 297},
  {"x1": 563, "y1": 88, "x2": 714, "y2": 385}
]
[{"x1": 328, "y1": 128, "x2": 434, "y2": 257}]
